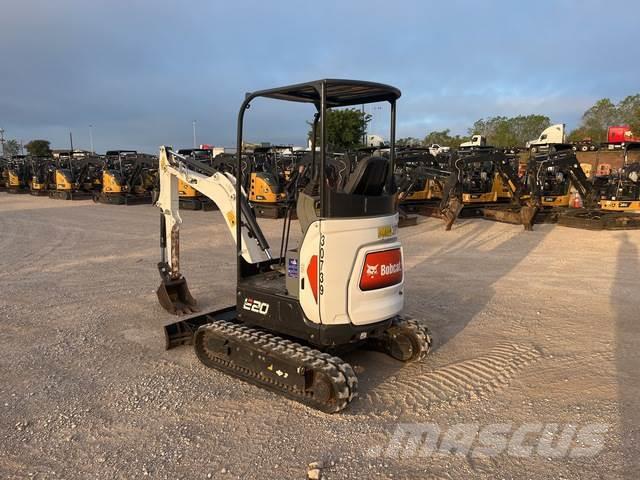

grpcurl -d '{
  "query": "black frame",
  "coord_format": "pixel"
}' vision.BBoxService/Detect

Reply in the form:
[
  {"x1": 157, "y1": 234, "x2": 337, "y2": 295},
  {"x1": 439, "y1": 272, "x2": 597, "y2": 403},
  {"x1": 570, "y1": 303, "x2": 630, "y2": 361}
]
[{"x1": 235, "y1": 79, "x2": 401, "y2": 284}]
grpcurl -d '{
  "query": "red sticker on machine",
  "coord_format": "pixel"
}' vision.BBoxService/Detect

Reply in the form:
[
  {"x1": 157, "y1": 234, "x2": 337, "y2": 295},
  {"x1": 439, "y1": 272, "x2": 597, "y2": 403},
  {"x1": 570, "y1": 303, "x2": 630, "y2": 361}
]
[{"x1": 359, "y1": 248, "x2": 403, "y2": 291}]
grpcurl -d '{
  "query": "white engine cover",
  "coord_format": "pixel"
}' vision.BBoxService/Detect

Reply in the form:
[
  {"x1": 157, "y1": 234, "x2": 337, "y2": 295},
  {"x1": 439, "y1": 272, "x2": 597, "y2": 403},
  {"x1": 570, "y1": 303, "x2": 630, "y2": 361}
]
[{"x1": 298, "y1": 213, "x2": 404, "y2": 326}]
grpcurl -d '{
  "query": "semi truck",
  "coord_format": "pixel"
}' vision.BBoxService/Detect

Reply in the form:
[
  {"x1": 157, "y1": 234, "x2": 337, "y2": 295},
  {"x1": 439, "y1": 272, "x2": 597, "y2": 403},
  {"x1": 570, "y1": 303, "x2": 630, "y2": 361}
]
[
  {"x1": 526, "y1": 124, "x2": 566, "y2": 153},
  {"x1": 603, "y1": 126, "x2": 640, "y2": 150},
  {"x1": 459, "y1": 135, "x2": 486, "y2": 149}
]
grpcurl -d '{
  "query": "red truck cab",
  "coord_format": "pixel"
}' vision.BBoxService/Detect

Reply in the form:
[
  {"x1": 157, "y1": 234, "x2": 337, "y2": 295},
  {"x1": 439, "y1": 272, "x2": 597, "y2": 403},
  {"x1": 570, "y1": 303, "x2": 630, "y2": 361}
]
[{"x1": 607, "y1": 125, "x2": 640, "y2": 145}]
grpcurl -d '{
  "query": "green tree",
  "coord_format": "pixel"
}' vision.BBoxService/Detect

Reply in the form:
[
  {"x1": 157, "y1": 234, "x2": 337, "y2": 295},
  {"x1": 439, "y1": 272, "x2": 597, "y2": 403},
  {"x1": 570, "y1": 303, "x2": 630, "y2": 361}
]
[
  {"x1": 25, "y1": 139, "x2": 51, "y2": 157},
  {"x1": 423, "y1": 129, "x2": 469, "y2": 148},
  {"x1": 308, "y1": 108, "x2": 371, "y2": 150},
  {"x1": 397, "y1": 137, "x2": 423, "y2": 147},
  {"x1": 509, "y1": 115, "x2": 551, "y2": 145},
  {"x1": 468, "y1": 115, "x2": 550, "y2": 147},
  {"x1": 3, "y1": 139, "x2": 21, "y2": 158},
  {"x1": 617, "y1": 94, "x2": 640, "y2": 136},
  {"x1": 579, "y1": 98, "x2": 618, "y2": 143},
  {"x1": 567, "y1": 127, "x2": 591, "y2": 142}
]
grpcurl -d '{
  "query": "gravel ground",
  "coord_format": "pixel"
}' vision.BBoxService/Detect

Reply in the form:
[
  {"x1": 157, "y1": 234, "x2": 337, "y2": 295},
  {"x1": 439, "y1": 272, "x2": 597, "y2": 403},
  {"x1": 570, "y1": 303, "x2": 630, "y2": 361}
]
[{"x1": 0, "y1": 194, "x2": 638, "y2": 479}]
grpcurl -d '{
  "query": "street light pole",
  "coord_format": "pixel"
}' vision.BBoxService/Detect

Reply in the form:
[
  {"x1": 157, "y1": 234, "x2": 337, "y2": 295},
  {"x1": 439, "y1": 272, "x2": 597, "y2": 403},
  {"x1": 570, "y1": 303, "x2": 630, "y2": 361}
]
[
  {"x1": 192, "y1": 120, "x2": 197, "y2": 148},
  {"x1": 89, "y1": 125, "x2": 94, "y2": 153}
]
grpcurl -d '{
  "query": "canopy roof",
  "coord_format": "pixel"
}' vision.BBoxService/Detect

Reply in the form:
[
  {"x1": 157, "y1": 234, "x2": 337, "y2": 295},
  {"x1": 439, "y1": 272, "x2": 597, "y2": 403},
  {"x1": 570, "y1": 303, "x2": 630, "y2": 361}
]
[{"x1": 247, "y1": 79, "x2": 401, "y2": 107}]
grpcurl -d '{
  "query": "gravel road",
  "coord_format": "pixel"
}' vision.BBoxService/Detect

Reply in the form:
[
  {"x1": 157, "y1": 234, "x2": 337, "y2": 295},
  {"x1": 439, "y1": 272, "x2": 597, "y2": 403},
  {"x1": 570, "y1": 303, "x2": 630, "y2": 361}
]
[{"x1": 0, "y1": 194, "x2": 638, "y2": 479}]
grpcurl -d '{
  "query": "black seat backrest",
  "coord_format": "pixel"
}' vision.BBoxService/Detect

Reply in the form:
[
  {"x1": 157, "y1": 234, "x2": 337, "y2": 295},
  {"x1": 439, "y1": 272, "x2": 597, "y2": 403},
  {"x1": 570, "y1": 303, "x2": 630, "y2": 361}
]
[{"x1": 342, "y1": 156, "x2": 389, "y2": 196}]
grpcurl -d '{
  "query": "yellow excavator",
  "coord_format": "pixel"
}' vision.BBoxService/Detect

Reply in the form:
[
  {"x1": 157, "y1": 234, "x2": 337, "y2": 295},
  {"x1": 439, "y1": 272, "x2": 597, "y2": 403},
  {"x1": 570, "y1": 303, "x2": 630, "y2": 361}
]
[
  {"x1": 29, "y1": 156, "x2": 56, "y2": 195},
  {"x1": 95, "y1": 150, "x2": 157, "y2": 205},
  {"x1": 246, "y1": 146, "x2": 288, "y2": 218},
  {"x1": 50, "y1": 154, "x2": 102, "y2": 200},
  {"x1": 175, "y1": 148, "x2": 216, "y2": 210},
  {"x1": 599, "y1": 142, "x2": 640, "y2": 213},
  {"x1": 525, "y1": 145, "x2": 599, "y2": 218},
  {"x1": 5, "y1": 155, "x2": 30, "y2": 193}
]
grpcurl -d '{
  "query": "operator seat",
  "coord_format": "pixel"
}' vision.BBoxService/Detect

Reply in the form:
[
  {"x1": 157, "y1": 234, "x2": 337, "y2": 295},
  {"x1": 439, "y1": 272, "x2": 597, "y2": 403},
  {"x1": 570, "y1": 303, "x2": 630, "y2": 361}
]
[
  {"x1": 342, "y1": 156, "x2": 389, "y2": 195},
  {"x1": 297, "y1": 156, "x2": 390, "y2": 234}
]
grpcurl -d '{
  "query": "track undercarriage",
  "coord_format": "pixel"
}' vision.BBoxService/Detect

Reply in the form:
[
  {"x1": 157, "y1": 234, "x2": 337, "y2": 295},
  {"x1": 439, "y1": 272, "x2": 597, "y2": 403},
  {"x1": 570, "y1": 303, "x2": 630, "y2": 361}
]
[
  {"x1": 49, "y1": 190, "x2": 94, "y2": 200},
  {"x1": 164, "y1": 308, "x2": 431, "y2": 413},
  {"x1": 557, "y1": 208, "x2": 640, "y2": 230},
  {"x1": 93, "y1": 192, "x2": 154, "y2": 205}
]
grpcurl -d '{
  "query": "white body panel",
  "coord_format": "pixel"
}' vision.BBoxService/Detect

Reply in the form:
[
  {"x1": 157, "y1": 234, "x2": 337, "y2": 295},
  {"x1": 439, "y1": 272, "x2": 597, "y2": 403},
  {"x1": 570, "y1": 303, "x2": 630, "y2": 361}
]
[
  {"x1": 428, "y1": 144, "x2": 451, "y2": 155},
  {"x1": 460, "y1": 135, "x2": 486, "y2": 148},
  {"x1": 526, "y1": 123, "x2": 566, "y2": 148},
  {"x1": 298, "y1": 213, "x2": 403, "y2": 327},
  {"x1": 347, "y1": 242, "x2": 403, "y2": 326}
]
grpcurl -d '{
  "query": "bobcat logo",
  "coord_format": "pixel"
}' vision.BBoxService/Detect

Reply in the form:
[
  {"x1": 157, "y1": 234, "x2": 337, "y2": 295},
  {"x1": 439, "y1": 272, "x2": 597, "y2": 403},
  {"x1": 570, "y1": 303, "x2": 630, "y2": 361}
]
[{"x1": 366, "y1": 264, "x2": 379, "y2": 278}]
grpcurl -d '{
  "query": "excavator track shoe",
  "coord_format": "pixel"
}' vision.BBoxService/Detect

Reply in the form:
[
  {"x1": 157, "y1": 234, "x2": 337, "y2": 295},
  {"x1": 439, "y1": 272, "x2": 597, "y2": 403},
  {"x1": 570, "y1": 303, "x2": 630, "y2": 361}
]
[{"x1": 194, "y1": 320, "x2": 358, "y2": 413}]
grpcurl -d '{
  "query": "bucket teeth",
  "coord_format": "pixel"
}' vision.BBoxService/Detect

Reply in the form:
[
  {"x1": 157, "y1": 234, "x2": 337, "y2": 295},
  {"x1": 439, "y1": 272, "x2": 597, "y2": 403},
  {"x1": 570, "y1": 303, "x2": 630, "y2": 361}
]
[{"x1": 157, "y1": 277, "x2": 199, "y2": 315}]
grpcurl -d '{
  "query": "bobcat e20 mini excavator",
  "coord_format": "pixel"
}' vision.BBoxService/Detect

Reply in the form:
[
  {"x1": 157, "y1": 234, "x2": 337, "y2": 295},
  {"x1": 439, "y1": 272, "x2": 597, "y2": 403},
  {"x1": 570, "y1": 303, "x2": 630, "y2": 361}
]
[{"x1": 156, "y1": 79, "x2": 432, "y2": 413}]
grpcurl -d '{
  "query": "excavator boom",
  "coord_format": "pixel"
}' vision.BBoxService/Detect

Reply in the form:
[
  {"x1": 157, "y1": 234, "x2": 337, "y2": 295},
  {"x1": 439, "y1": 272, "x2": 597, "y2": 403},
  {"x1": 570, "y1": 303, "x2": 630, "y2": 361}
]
[{"x1": 155, "y1": 146, "x2": 271, "y2": 314}]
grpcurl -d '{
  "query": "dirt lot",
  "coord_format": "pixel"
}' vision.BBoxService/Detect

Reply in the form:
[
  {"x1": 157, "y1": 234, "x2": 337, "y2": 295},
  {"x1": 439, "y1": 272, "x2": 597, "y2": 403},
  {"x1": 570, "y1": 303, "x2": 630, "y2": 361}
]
[{"x1": 0, "y1": 194, "x2": 638, "y2": 479}]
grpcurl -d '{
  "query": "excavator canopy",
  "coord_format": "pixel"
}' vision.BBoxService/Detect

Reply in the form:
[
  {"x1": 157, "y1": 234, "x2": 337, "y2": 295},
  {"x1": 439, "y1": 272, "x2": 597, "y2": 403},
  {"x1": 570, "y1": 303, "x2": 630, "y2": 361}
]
[{"x1": 247, "y1": 79, "x2": 401, "y2": 107}]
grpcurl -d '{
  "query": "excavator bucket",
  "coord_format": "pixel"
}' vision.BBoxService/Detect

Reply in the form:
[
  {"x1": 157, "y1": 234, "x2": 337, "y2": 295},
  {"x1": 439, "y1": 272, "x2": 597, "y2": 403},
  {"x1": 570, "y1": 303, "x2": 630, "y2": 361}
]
[
  {"x1": 441, "y1": 197, "x2": 464, "y2": 231},
  {"x1": 157, "y1": 276, "x2": 199, "y2": 315}
]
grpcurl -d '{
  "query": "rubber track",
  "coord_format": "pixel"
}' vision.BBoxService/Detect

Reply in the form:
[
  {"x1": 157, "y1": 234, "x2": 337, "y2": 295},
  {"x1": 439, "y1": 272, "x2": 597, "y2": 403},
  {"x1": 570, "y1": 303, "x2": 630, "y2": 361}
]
[{"x1": 194, "y1": 320, "x2": 358, "y2": 413}]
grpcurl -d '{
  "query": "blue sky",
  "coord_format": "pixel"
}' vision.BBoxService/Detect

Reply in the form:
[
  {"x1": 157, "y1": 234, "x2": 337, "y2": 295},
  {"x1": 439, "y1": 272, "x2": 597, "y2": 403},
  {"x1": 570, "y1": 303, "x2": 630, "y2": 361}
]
[{"x1": 0, "y1": 0, "x2": 637, "y2": 153}]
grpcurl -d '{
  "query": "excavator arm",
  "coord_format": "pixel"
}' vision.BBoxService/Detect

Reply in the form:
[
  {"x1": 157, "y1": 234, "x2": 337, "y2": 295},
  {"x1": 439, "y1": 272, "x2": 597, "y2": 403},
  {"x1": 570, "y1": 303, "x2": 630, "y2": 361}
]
[{"x1": 155, "y1": 146, "x2": 271, "y2": 314}]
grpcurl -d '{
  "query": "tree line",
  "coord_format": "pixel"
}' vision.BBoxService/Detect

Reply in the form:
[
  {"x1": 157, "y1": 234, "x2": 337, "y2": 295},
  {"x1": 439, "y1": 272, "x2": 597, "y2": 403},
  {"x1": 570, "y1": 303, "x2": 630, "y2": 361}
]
[
  {"x1": 1, "y1": 139, "x2": 51, "y2": 158},
  {"x1": 3, "y1": 94, "x2": 638, "y2": 156},
  {"x1": 400, "y1": 94, "x2": 640, "y2": 149}
]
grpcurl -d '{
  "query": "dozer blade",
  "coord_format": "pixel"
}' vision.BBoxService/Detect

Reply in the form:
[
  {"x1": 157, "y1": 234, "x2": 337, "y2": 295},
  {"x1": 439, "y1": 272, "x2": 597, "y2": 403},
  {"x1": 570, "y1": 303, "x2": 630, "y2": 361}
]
[
  {"x1": 157, "y1": 276, "x2": 199, "y2": 315},
  {"x1": 481, "y1": 205, "x2": 538, "y2": 231}
]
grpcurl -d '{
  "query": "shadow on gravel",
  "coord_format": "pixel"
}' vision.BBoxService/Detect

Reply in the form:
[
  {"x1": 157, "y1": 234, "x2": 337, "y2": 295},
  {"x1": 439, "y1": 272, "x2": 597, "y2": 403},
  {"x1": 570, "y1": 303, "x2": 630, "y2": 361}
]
[
  {"x1": 613, "y1": 233, "x2": 640, "y2": 478},
  {"x1": 346, "y1": 219, "x2": 552, "y2": 414}
]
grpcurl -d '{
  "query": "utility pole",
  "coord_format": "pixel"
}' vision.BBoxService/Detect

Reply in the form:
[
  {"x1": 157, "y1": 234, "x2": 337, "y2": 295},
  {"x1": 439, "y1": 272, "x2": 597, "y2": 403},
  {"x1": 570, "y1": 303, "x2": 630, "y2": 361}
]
[
  {"x1": 69, "y1": 131, "x2": 74, "y2": 152},
  {"x1": 0, "y1": 128, "x2": 5, "y2": 157},
  {"x1": 193, "y1": 120, "x2": 197, "y2": 148},
  {"x1": 361, "y1": 105, "x2": 366, "y2": 145},
  {"x1": 89, "y1": 125, "x2": 94, "y2": 153}
]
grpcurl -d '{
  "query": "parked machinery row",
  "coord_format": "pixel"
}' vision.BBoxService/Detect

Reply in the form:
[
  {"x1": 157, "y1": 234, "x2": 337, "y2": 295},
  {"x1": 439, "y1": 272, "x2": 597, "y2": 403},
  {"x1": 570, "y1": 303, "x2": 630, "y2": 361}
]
[
  {"x1": 0, "y1": 152, "x2": 158, "y2": 204},
  {"x1": 389, "y1": 141, "x2": 640, "y2": 231}
]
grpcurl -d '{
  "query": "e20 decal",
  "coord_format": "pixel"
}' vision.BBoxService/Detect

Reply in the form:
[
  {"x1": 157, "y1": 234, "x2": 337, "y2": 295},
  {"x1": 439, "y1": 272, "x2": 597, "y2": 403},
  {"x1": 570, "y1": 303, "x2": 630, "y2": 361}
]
[{"x1": 243, "y1": 298, "x2": 270, "y2": 315}]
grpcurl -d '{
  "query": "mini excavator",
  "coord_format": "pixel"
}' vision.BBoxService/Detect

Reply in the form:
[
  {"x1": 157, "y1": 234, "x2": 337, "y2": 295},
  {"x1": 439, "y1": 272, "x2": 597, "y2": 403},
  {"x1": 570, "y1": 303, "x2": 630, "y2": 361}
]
[
  {"x1": 4, "y1": 155, "x2": 31, "y2": 193},
  {"x1": 29, "y1": 156, "x2": 56, "y2": 195},
  {"x1": 557, "y1": 142, "x2": 640, "y2": 230},
  {"x1": 95, "y1": 150, "x2": 157, "y2": 205},
  {"x1": 437, "y1": 148, "x2": 538, "y2": 230},
  {"x1": 155, "y1": 79, "x2": 432, "y2": 413},
  {"x1": 50, "y1": 153, "x2": 102, "y2": 200}
]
